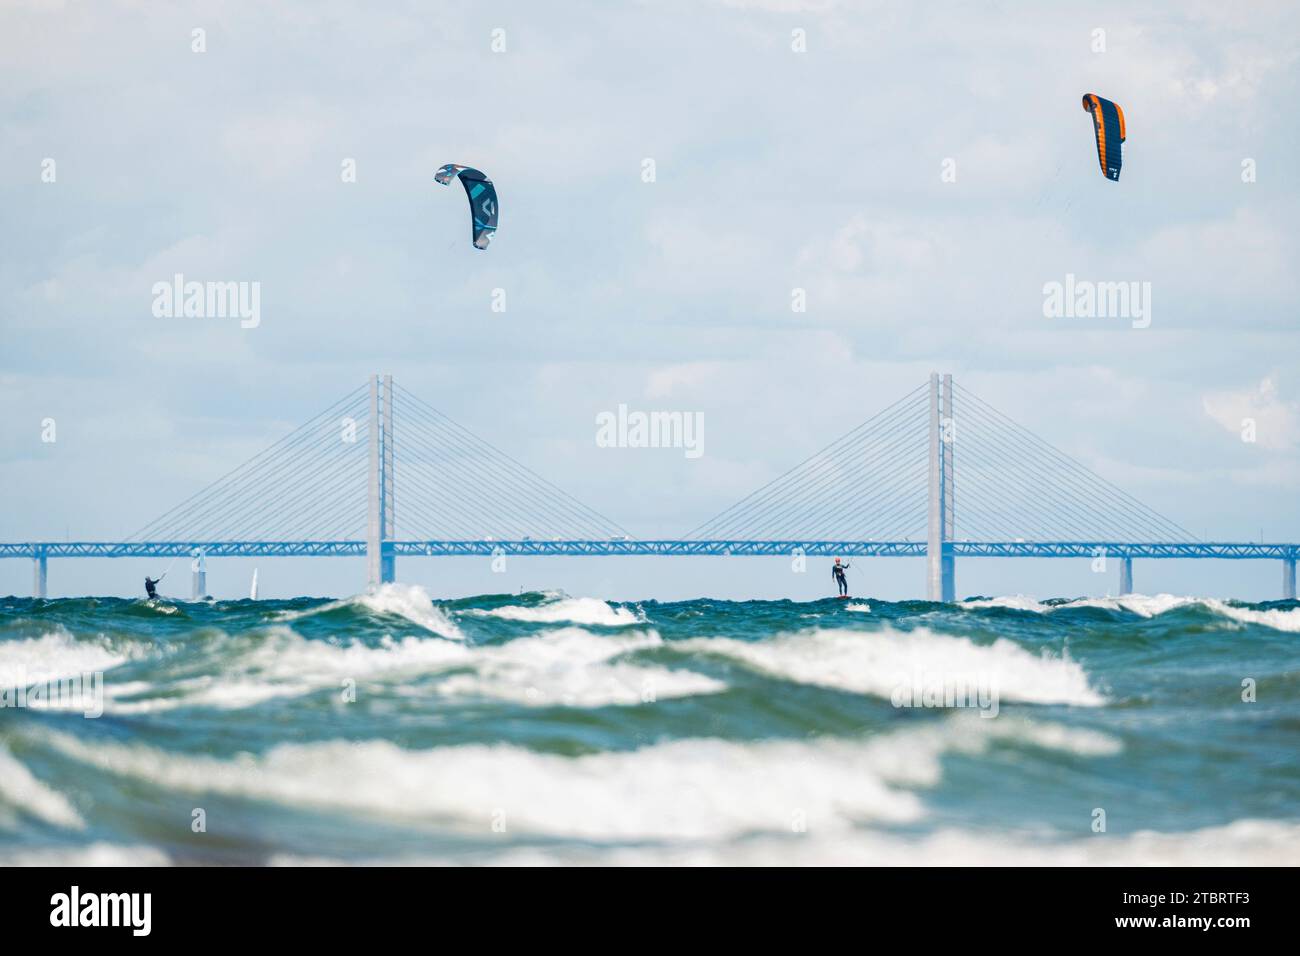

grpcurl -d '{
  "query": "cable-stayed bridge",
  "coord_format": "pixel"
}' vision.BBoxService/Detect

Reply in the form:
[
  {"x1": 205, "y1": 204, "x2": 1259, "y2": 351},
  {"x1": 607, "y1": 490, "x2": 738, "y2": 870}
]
[{"x1": 5, "y1": 375, "x2": 1297, "y2": 600}]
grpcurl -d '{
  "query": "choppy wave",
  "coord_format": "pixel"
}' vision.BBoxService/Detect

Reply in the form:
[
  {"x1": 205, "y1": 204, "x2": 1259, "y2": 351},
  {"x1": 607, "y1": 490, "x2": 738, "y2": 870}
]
[
  {"x1": 21, "y1": 810, "x2": 1296, "y2": 868},
  {"x1": 36, "y1": 713, "x2": 1115, "y2": 841},
  {"x1": 960, "y1": 595, "x2": 1049, "y2": 613},
  {"x1": 105, "y1": 625, "x2": 721, "y2": 713},
  {"x1": 0, "y1": 843, "x2": 171, "y2": 866},
  {"x1": 1060, "y1": 593, "x2": 1202, "y2": 617},
  {"x1": 280, "y1": 818, "x2": 1300, "y2": 867},
  {"x1": 1201, "y1": 598, "x2": 1300, "y2": 632},
  {"x1": 3, "y1": 588, "x2": 1296, "y2": 866},
  {"x1": 0, "y1": 629, "x2": 127, "y2": 686},
  {"x1": 959, "y1": 593, "x2": 1199, "y2": 615},
  {"x1": 0, "y1": 745, "x2": 85, "y2": 830},
  {"x1": 961, "y1": 592, "x2": 1300, "y2": 632},
  {"x1": 431, "y1": 628, "x2": 724, "y2": 707},
  {"x1": 108, "y1": 625, "x2": 468, "y2": 713},
  {"x1": 461, "y1": 596, "x2": 643, "y2": 627},
  {"x1": 278, "y1": 583, "x2": 463, "y2": 639},
  {"x1": 673, "y1": 626, "x2": 1105, "y2": 706}
]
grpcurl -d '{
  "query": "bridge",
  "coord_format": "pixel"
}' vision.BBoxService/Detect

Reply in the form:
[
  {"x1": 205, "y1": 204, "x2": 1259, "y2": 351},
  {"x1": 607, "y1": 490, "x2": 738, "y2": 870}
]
[{"x1": 5, "y1": 374, "x2": 1297, "y2": 600}]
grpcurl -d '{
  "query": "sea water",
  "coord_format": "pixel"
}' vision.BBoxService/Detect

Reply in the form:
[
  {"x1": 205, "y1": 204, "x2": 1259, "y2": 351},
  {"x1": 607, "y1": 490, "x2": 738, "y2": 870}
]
[{"x1": 0, "y1": 585, "x2": 1297, "y2": 865}]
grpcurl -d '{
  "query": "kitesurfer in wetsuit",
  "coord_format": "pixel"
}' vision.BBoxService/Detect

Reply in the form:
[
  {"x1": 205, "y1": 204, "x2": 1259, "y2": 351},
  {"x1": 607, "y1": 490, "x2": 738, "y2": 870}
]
[
  {"x1": 832, "y1": 558, "x2": 850, "y2": 597},
  {"x1": 144, "y1": 575, "x2": 163, "y2": 599}
]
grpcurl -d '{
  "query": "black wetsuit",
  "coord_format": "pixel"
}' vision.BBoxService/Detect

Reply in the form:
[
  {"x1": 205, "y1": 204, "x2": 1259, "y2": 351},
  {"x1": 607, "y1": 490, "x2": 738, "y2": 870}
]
[
  {"x1": 144, "y1": 577, "x2": 159, "y2": 599},
  {"x1": 832, "y1": 564, "x2": 849, "y2": 596}
]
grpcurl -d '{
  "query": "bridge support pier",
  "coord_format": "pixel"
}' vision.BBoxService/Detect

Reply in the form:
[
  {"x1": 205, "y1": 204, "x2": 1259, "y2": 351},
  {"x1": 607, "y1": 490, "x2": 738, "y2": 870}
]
[
  {"x1": 33, "y1": 549, "x2": 47, "y2": 599},
  {"x1": 192, "y1": 551, "x2": 207, "y2": 600},
  {"x1": 1284, "y1": 557, "x2": 1296, "y2": 601},
  {"x1": 1118, "y1": 556, "x2": 1133, "y2": 596}
]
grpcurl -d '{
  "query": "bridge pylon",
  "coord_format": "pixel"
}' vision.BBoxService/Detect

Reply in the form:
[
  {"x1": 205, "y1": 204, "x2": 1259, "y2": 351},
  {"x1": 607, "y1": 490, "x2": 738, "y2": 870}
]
[
  {"x1": 367, "y1": 374, "x2": 396, "y2": 587},
  {"x1": 1119, "y1": 556, "x2": 1133, "y2": 595},
  {"x1": 192, "y1": 550, "x2": 207, "y2": 599},
  {"x1": 927, "y1": 372, "x2": 955, "y2": 601},
  {"x1": 33, "y1": 547, "x2": 47, "y2": 600}
]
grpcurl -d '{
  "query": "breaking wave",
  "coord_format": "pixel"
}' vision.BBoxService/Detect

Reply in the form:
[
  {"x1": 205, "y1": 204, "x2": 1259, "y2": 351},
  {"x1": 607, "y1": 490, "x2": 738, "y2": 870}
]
[
  {"x1": 672, "y1": 626, "x2": 1105, "y2": 706},
  {"x1": 37, "y1": 712, "x2": 1116, "y2": 841},
  {"x1": 0, "y1": 629, "x2": 128, "y2": 687},
  {"x1": 105, "y1": 625, "x2": 721, "y2": 713},
  {"x1": 962, "y1": 593, "x2": 1300, "y2": 631},
  {"x1": 278, "y1": 583, "x2": 463, "y2": 639},
  {"x1": 461, "y1": 596, "x2": 643, "y2": 627}
]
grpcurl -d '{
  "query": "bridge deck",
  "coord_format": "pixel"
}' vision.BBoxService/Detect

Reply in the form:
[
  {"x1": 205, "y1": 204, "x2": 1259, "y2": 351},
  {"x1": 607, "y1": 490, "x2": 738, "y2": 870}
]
[{"x1": 2, "y1": 540, "x2": 1297, "y2": 559}]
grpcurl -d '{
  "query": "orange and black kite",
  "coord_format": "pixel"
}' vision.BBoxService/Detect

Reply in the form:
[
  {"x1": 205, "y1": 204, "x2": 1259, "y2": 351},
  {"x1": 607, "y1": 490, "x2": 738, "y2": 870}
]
[{"x1": 1081, "y1": 93, "x2": 1126, "y2": 181}]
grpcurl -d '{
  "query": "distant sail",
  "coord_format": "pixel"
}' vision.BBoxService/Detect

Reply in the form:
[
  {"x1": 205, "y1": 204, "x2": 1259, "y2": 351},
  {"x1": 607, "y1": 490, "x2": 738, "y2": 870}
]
[{"x1": 250, "y1": 568, "x2": 259, "y2": 601}]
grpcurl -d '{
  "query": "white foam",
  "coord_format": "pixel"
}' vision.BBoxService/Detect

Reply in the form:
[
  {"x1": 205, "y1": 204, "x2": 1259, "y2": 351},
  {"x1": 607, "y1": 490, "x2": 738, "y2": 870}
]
[
  {"x1": 432, "y1": 628, "x2": 725, "y2": 707},
  {"x1": 107, "y1": 625, "x2": 723, "y2": 713},
  {"x1": 1058, "y1": 593, "x2": 1200, "y2": 617},
  {"x1": 464, "y1": 596, "x2": 643, "y2": 627},
  {"x1": 0, "y1": 746, "x2": 84, "y2": 830},
  {"x1": 313, "y1": 818, "x2": 1300, "y2": 867},
  {"x1": 108, "y1": 625, "x2": 470, "y2": 713},
  {"x1": 39, "y1": 735, "x2": 923, "y2": 839},
  {"x1": 0, "y1": 843, "x2": 170, "y2": 866},
  {"x1": 845, "y1": 603, "x2": 872, "y2": 613},
  {"x1": 357, "y1": 584, "x2": 464, "y2": 637},
  {"x1": 1019, "y1": 593, "x2": 1300, "y2": 632},
  {"x1": 673, "y1": 626, "x2": 1105, "y2": 706},
  {"x1": 279, "y1": 583, "x2": 463, "y2": 640},
  {"x1": 40, "y1": 713, "x2": 1115, "y2": 842},
  {"x1": 0, "y1": 630, "x2": 127, "y2": 687},
  {"x1": 1202, "y1": 599, "x2": 1300, "y2": 633},
  {"x1": 961, "y1": 595, "x2": 1046, "y2": 613}
]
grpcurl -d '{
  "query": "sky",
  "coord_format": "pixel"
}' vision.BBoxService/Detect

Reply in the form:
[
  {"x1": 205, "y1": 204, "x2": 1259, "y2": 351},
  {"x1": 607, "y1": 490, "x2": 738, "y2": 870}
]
[{"x1": 1, "y1": 0, "x2": 1298, "y2": 601}]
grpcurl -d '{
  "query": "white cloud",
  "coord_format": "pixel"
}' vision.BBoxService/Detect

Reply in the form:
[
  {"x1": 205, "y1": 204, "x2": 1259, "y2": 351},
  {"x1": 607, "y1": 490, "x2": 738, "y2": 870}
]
[
  {"x1": 1202, "y1": 375, "x2": 1298, "y2": 450},
  {"x1": 645, "y1": 362, "x2": 727, "y2": 400},
  {"x1": 715, "y1": 0, "x2": 841, "y2": 11}
]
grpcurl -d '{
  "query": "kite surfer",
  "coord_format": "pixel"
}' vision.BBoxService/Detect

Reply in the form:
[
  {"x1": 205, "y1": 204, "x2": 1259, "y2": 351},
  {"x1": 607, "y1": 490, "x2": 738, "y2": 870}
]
[{"x1": 832, "y1": 558, "x2": 850, "y2": 597}]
